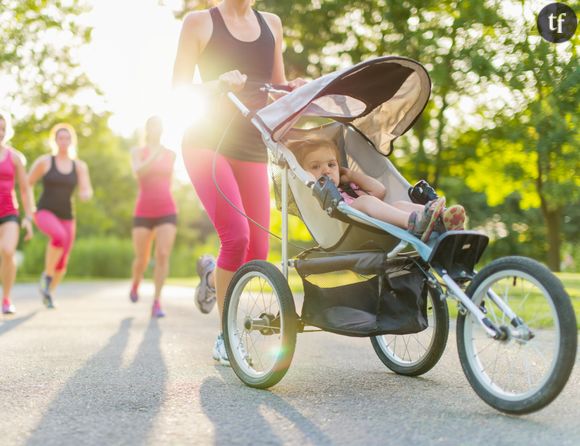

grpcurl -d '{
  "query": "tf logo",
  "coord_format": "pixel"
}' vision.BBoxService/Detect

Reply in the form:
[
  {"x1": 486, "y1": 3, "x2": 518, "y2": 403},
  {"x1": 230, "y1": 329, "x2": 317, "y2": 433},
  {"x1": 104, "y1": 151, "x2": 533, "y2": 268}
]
[{"x1": 537, "y1": 2, "x2": 577, "y2": 43}]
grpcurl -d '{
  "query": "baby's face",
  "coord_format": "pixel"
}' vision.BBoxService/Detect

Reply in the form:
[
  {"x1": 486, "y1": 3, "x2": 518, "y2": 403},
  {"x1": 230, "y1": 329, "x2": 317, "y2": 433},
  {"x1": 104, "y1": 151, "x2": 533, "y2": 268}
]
[{"x1": 302, "y1": 146, "x2": 340, "y2": 186}]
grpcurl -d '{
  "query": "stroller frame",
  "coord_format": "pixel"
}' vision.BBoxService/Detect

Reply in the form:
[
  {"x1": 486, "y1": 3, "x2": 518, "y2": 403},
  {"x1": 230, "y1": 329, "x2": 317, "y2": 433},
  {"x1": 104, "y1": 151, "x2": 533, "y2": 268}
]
[
  {"x1": 220, "y1": 57, "x2": 577, "y2": 415},
  {"x1": 228, "y1": 88, "x2": 498, "y2": 339}
]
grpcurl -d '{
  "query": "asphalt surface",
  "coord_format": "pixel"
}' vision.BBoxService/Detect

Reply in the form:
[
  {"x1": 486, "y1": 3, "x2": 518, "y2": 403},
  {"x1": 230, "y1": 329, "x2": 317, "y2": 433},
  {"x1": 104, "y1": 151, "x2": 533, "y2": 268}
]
[{"x1": 0, "y1": 281, "x2": 578, "y2": 446}]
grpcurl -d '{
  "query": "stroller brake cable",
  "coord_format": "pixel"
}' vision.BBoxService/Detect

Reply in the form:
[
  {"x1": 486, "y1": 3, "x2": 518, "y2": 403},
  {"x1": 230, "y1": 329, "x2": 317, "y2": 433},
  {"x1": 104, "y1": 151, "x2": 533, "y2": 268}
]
[{"x1": 211, "y1": 109, "x2": 308, "y2": 253}]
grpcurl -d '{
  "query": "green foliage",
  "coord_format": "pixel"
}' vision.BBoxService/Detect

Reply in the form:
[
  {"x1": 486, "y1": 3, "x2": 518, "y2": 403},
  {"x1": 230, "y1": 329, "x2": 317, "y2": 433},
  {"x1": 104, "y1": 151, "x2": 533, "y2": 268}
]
[
  {"x1": 1, "y1": 0, "x2": 95, "y2": 114},
  {"x1": 18, "y1": 236, "x2": 133, "y2": 277},
  {"x1": 67, "y1": 237, "x2": 134, "y2": 277}
]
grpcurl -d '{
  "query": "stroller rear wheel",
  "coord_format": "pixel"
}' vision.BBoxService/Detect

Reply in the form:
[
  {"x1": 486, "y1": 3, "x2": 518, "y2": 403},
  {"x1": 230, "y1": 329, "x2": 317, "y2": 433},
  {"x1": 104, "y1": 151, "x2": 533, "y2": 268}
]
[
  {"x1": 371, "y1": 288, "x2": 449, "y2": 376},
  {"x1": 457, "y1": 256, "x2": 577, "y2": 414},
  {"x1": 223, "y1": 260, "x2": 298, "y2": 389}
]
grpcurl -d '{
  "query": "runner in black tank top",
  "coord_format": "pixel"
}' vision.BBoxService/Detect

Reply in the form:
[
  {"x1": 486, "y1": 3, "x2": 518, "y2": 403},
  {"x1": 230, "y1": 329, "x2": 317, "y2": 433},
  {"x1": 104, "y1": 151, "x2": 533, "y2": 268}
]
[
  {"x1": 173, "y1": 1, "x2": 306, "y2": 365},
  {"x1": 37, "y1": 156, "x2": 78, "y2": 220},
  {"x1": 28, "y1": 123, "x2": 93, "y2": 309},
  {"x1": 188, "y1": 6, "x2": 275, "y2": 163}
]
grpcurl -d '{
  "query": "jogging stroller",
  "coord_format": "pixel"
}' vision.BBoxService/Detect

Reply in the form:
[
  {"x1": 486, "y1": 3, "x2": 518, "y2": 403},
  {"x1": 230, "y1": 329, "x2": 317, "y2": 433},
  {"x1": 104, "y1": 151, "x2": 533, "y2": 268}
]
[{"x1": 220, "y1": 56, "x2": 577, "y2": 414}]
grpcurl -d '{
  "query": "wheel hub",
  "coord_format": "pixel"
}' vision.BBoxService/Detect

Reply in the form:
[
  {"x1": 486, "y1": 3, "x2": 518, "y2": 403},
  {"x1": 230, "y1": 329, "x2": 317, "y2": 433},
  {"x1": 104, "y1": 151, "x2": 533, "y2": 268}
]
[{"x1": 243, "y1": 313, "x2": 280, "y2": 335}]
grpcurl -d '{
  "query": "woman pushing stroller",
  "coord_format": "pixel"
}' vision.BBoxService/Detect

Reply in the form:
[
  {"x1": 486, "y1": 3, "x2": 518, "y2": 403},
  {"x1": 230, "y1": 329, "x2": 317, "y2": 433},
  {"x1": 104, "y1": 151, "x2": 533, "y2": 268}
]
[{"x1": 288, "y1": 136, "x2": 466, "y2": 242}]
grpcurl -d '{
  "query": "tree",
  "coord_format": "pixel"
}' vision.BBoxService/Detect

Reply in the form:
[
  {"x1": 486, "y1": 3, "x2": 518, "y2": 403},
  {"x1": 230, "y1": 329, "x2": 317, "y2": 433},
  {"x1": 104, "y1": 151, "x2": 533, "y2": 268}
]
[{"x1": 1, "y1": 0, "x2": 96, "y2": 115}]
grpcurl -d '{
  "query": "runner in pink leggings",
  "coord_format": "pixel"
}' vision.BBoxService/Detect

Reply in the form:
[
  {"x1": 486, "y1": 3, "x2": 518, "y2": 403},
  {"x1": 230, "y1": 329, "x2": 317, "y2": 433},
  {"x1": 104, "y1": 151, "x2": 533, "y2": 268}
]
[
  {"x1": 0, "y1": 112, "x2": 34, "y2": 314},
  {"x1": 130, "y1": 116, "x2": 177, "y2": 318},
  {"x1": 173, "y1": 0, "x2": 305, "y2": 365},
  {"x1": 28, "y1": 123, "x2": 93, "y2": 308}
]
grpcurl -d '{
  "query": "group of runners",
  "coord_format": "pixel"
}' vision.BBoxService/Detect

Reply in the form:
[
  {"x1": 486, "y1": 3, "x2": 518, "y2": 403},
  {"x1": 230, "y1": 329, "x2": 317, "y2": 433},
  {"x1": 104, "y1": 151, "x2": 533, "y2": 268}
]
[
  {"x1": 0, "y1": 113, "x2": 179, "y2": 318},
  {"x1": 0, "y1": 118, "x2": 93, "y2": 314}
]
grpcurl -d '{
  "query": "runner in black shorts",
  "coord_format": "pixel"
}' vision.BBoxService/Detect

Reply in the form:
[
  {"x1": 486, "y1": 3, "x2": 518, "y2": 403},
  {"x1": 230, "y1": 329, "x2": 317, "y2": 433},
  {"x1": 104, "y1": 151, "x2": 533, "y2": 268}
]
[
  {"x1": 133, "y1": 214, "x2": 177, "y2": 230},
  {"x1": 129, "y1": 116, "x2": 177, "y2": 318}
]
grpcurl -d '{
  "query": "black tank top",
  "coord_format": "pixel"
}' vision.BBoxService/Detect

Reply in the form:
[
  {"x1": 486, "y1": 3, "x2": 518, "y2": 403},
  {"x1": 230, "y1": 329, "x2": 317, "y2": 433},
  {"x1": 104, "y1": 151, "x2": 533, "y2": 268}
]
[
  {"x1": 37, "y1": 156, "x2": 78, "y2": 220},
  {"x1": 187, "y1": 7, "x2": 275, "y2": 163}
]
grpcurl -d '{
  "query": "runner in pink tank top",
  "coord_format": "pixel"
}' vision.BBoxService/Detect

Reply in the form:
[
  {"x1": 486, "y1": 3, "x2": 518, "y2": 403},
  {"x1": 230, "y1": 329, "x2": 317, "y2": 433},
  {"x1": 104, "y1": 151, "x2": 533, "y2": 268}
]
[
  {"x1": 134, "y1": 147, "x2": 177, "y2": 218},
  {"x1": 0, "y1": 150, "x2": 18, "y2": 218},
  {"x1": 0, "y1": 112, "x2": 34, "y2": 314},
  {"x1": 130, "y1": 116, "x2": 177, "y2": 318}
]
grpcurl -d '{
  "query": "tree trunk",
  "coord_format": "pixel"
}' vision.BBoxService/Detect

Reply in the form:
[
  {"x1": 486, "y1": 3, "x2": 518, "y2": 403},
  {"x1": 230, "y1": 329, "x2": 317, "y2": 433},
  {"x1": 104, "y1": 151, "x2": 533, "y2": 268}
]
[
  {"x1": 414, "y1": 115, "x2": 428, "y2": 180},
  {"x1": 542, "y1": 207, "x2": 562, "y2": 272},
  {"x1": 432, "y1": 101, "x2": 447, "y2": 188}
]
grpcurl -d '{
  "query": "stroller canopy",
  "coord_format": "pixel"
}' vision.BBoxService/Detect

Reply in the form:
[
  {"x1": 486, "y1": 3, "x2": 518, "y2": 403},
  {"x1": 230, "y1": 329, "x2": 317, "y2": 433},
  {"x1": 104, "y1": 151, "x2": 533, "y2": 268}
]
[{"x1": 256, "y1": 56, "x2": 431, "y2": 155}]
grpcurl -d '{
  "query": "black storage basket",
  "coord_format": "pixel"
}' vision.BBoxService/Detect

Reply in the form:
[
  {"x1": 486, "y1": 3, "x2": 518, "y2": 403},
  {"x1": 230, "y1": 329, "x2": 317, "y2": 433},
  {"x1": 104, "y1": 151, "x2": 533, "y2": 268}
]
[{"x1": 300, "y1": 260, "x2": 428, "y2": 337}]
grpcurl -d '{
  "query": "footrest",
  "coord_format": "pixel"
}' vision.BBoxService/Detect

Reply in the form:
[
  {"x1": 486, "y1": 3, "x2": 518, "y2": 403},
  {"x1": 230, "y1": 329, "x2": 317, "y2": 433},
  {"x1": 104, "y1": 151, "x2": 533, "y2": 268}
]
[{"x1": 428, "y1": 231, "x2": 489, "y2": 280}]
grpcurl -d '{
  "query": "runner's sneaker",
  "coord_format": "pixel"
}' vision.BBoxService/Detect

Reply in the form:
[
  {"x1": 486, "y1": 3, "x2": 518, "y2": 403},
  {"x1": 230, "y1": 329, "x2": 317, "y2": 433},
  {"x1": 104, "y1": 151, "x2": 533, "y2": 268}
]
[
  {"x1": 195, "y1": 255, "x2": 217, "y2": 314},
  {"x1": 129, "y1": 288, "x2": 139, "y2": 303},
  {"x1": 151, "y1": 301, "x2": 165, "y2": 318},
  {"x1": 2, "y1": 299, "x2": 15, "y2": 315},
  {"x1": 408, "y1": 197, "x2": 446, "y2": 242},
  {"x1": 212, "y1": 333, "x2": 230, "y2": 366},
  {"x1": 39, "y1": 272, "x2": 55, "y2": 309}
]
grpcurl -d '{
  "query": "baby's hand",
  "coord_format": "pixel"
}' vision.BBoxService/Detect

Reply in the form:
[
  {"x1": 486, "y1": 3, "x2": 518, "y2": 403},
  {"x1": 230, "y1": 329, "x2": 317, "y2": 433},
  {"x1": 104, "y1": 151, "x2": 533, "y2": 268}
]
[{"x1": 339, "y1": 167, "x2": 351, "y2": 183}]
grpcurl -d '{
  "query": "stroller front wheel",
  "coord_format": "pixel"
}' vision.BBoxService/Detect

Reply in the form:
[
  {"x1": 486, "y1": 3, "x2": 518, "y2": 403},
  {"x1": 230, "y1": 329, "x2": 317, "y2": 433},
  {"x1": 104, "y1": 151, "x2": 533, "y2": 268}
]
[
  {"x1": 457, "y1": 256, "x2": 577, "y2": 414},
  {"x1": 223, "y1": 260, "x2": 298, "y2": 389}
]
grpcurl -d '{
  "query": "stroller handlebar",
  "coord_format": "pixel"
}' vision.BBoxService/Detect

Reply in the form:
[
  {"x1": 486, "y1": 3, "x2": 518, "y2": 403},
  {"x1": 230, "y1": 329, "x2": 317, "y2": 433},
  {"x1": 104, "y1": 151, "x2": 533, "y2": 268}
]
[
  {"x1": 226, "y1": 81, "x2": 292, "y2": 118},
  {"x1": 243, "y1": 80, "x2": 293, "y2": 94}
]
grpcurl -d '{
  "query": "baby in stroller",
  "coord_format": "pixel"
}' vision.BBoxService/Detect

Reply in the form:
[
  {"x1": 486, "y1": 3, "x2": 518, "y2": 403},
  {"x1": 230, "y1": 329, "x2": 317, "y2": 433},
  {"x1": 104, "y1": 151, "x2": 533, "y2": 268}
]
[{"x1": 288, "y1": 136, "x2": 465, "y2": 242}]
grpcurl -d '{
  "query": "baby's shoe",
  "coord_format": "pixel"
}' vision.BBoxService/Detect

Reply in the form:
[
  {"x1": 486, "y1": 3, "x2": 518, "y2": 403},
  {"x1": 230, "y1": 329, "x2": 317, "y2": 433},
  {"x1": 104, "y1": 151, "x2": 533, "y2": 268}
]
[
  {"x1": 443, "y1": 205, "x2": 466, "y2": 231},
  {"x1": 408, "y1": 197, "x2": 446, "y2": 242},
  {"x1": 434, "y1": 204, "x2": 466, "y2": 233}
]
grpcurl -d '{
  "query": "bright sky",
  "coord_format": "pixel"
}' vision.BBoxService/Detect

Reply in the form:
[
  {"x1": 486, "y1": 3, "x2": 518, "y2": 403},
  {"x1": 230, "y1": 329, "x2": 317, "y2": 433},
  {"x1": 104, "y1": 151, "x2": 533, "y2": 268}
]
[{"x1": 79, "y1": 0, "x2": 200, "y2": 150}]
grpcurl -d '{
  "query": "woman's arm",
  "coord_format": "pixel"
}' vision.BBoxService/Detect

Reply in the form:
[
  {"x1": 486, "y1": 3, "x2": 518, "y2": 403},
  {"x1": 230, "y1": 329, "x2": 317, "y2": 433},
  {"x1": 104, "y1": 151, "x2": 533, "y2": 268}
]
[
  {"x1": 172, "y1": 12, "x2": 204, "y2": 88},
  {"x1": 13, "y1": 150, "x2": 33, "y2": 240},
  {"x1": 131, "y1": 147, "x2": 163, "y2": 178},
  {"x1": 264, "y1": 12, "x2": 306, "y2": 90},
  {"x1": 77, "y1": 160, "x2": 93, "y2": 201},
  {"x1": 340, "y1": 167, "x2": 386, "y2": 200},
  {"x1": 265, "y1": 13, "x2": 287, "y2": 86},
  {"x1": 28, "y1": 155, "x2": 49, "y2": 187}
]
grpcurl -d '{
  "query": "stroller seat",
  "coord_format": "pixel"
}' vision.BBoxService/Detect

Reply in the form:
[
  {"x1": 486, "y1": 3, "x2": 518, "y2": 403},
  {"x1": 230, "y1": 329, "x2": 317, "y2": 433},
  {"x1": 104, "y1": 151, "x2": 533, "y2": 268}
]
[{"x1": 273, "y1": 122, "x2": 413, "y2": 252}]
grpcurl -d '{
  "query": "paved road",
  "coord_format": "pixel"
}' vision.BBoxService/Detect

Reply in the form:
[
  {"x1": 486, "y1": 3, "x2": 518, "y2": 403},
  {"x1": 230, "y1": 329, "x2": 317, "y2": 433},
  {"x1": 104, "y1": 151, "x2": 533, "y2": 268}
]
[{"x1": 0, "y1": 281, "x2": 578, "y2": 446}]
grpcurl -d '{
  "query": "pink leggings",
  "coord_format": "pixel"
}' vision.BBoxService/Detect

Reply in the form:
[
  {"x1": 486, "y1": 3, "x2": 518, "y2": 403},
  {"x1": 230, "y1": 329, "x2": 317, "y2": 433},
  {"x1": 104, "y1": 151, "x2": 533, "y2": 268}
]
[
  {"x1": 34, "y1": 210, "x2": 76, "y2": 271},
  {"x1": 183, "y1": 148, "x2": 270, "y2": 272}
]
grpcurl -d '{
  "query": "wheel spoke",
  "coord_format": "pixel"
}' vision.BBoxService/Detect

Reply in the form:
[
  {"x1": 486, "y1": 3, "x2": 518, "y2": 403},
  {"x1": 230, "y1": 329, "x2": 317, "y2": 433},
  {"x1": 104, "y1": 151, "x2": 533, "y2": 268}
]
[
  {"x1": 414, "y1": 334, "x2": 428, "y2": 353},
  {"x1": 402, "y1": 336, "x2": 411, "y2": 361},
  {"x1": 474, "y1": 337, "x2": 497, "y2": 357}
]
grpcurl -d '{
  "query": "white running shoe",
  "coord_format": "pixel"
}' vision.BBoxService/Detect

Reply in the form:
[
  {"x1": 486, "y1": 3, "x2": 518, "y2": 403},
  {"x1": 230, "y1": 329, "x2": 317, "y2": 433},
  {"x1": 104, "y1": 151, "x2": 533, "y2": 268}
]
[
  {"x1": 195, "y1": 255, "x2": 217, "y2": 314},
  {"x1": 39, "y1": 272, "x2": 55, "y2": 309},
  {"x1": 212, "y1": 333, "x2": 230, "y2": 366}
]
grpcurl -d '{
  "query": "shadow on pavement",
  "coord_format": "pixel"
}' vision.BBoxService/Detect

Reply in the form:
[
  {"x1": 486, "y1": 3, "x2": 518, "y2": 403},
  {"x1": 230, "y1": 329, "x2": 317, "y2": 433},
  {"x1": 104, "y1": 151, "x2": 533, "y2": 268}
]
[
  {"x1": 0, "y1": 312, "x2": 37, "y2": 337},
  {"x1": 26, "y1": 317, "x2": 167, "y2": 446},
  {"x1": 200, "y1": 367, "x2": 332, "y2": 445}
]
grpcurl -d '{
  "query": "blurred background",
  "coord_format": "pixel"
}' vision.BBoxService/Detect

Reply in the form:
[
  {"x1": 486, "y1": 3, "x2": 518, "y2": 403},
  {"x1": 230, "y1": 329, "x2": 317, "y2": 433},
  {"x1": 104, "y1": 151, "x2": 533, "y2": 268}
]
[{"x1": 1, "y1": 0, "x2": 578, "y2": 279}]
